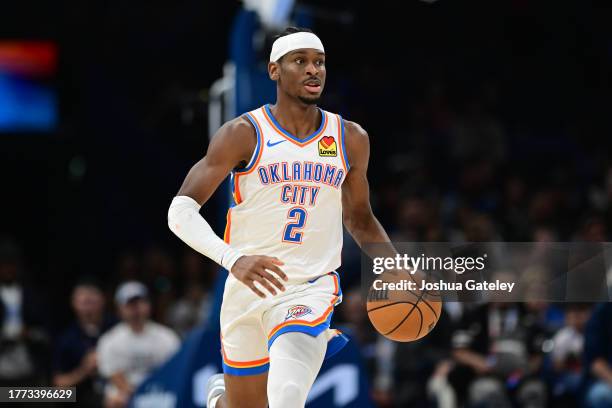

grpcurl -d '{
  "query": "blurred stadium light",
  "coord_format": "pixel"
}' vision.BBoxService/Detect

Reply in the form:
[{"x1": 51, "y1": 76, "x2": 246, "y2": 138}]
[{"x1": 0, "y1": 41, "x2": 57, "y2": 132}]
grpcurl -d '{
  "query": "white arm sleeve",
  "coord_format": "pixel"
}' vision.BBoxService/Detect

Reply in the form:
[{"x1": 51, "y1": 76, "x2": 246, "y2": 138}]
[{"x1": 168, "y1": 195, "x2": 244, "y2": 271}]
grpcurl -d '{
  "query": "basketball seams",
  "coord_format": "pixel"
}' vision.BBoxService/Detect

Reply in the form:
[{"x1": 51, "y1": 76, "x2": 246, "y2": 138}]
[
  {"x1": 421, "y1": 298, "x2": 439, "y2": 320},
  {"x1": 382, "y1": 302, "x2": 416, "y2": 335},
  {"x1": 367, "y1": 272, "x2": 441, "y2": 341},
  {"x1": 384, "y1": 286, "x2": 424, "y2": 335},
  {"x1": 367, "y1": 300, "x2": 417, "y2": 313}
]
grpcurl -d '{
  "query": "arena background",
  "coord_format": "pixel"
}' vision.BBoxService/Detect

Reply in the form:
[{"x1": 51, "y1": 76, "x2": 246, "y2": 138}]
[{"x1": 1, "y1": 0, "x2": 611, "y2": 407}]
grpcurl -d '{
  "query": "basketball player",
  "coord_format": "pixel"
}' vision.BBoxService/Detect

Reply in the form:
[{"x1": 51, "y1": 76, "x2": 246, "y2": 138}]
[{"x1": 168, "y1": 27, "x2": 394, "y2": 408}]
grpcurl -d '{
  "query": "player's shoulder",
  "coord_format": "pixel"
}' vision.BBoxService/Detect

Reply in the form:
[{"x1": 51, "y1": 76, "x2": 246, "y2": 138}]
[
  {"x1": 341, "y1": 118, "x2": 370, "y2": 153},
  {"x1": 336, "y1": 118, "x2": 369, "y2": 168},
  {"x1": 215, "y1": 115, "x2": 256, "y2": 141},
  {"x1": 342, "y1": 119, "x2": 368, "y2": 140},
  {"x1": 208, "y1": 115, "x2": 258, "y2": 162}
]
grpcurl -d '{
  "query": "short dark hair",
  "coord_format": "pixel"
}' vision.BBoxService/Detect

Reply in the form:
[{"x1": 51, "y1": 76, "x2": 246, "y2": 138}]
[{"x1": 273, "y1": 26, "x2": 314, "y2": 42}]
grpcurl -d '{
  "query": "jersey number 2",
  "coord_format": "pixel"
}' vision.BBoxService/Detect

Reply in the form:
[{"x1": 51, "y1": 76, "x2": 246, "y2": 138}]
[{"x1": 283, "y1": 206, "x2": 307, "y2": 244}]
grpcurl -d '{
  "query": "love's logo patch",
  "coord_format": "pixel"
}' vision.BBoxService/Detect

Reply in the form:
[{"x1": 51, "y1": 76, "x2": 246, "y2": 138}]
[{"x1": 318, "y1": 136, "x2": 337, "y2": 157}]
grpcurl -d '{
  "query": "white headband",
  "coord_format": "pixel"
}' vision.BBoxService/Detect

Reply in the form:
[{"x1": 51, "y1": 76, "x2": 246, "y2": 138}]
[{"x1": 270, "y1": 32, "x2": 325, "y2": 62}]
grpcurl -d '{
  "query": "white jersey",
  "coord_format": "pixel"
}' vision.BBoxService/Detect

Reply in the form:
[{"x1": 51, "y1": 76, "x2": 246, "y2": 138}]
[
  {"x1": 97, "y1": 322, "x2": 180, "y2": 394},
  {"x1": 223, "y1": 104, "x2": 349, "y2": 283}
]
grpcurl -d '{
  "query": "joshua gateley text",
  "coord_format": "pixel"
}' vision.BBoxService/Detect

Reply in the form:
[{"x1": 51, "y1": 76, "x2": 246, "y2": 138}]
[{"x1": 372, "y1": 279, "x2": 515, "y2": 293}]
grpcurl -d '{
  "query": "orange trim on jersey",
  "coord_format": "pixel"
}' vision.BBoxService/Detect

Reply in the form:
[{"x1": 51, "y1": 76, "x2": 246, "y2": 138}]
[
  {"x1": 234, "y1": 174, "x2": 243, "y2": 204},
  {"x1": 236, "y1": 112, "x2": 264, "y2": 175},
  {"x1": 267, "y1": 273, "x2": 340, "y2": 340},
  {"x1": 335, "y1": 114, "x2": 349, "y2": 173},
  {"x1": 331, "y1": 272, "x2": 339, "y2": 295},
  {"x1": 221, "y1": 337, "x2": 269, "y2": 368},
  {"x1": 223, "y1": 208, "x2": 232, "y2": 243},
  {"x1": 223, "y1": 356, "x2": 269, "y2": 368},
  {"x1": 262, "y1": 106, "x2": 328, "y2": 147}
]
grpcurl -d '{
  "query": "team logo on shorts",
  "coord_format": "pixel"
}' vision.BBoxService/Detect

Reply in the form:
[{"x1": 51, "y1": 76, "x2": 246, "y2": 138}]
[
  {"x1": 285, "y1": 305, "x2": 313, "y2": 320},
  {"x1": 318, "y1": 136, "x2": 337, "y2": 157}
]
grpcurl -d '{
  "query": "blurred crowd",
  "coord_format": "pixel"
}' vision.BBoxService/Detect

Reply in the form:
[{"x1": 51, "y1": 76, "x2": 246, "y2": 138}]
[
  {"x1": 338, "y1": 290, "x2": 612, "y2": 408},
  {"x1": 2, "y1": 244, "x2": 611, "y2": 408},
  {"x1": 0, "y1": 240, "x2": 215, "y2": 407},
  {"x1": 328, "y1": 78, "x2": 612, "y2": 407}
]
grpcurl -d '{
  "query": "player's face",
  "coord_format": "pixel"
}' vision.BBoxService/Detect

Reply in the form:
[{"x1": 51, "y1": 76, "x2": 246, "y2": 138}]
[{"x1": 271, "y1": 48, "x2": 326, "y2": 105}]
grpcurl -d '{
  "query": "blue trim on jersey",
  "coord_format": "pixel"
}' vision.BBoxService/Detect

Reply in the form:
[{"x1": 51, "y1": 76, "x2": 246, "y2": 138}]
[
  {"x1": 325, "y1": 331, "x2": 350, "y2": 359},
  {"x1": 330, "y1": 271, "x2": 343, "y2": 305},
  {"x1": 236, "y1": 113, "x2": 262, "y2": 174},
  {"x1": 264, "y1": 104, "x2": 324, "y2": 144},
  {"x1": 229, "y1": 172, "x2": 236, "y2": 206},
  {"x1": 222, "y1": 361, "x2": 270, "y2": 376},
  {"x1": 339, "y1": 114, "x2": 350, "y2": 171},
  {"x1": 307, "y1": 271, "x2": 342, "y2": 305},
  {"x1": 267, "y1": 312, "x2": 333, "y2": 350}
]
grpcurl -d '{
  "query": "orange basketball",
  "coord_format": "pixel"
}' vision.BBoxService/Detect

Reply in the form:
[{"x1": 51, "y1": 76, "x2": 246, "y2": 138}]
[{"x1": 366, "y1": 269, "x2": 442, "y2": 342}]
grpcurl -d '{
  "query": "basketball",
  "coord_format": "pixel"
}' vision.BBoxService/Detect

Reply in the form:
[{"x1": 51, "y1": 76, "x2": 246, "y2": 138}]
[{"x1": 366, "y1": 269, "x2": 442, "y2": 342}]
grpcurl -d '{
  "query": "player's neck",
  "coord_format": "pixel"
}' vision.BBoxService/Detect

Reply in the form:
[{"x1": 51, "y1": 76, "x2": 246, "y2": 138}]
[{"x1": 270, "y1": 98, "x2": 320, "y2": 140}]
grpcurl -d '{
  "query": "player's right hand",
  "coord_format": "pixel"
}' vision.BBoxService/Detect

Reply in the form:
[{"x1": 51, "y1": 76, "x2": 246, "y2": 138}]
[{"x1": 231, "y1": 255, "x2": 288, "y2": 298}]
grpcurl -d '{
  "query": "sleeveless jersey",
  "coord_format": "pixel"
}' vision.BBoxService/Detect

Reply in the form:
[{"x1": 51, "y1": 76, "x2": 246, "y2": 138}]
[{"x1": 223, "y1": 104, "x2": 350, "y2": 283}]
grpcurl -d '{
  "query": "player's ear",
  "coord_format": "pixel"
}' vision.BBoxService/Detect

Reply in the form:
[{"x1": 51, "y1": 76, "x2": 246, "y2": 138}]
[{"x1": 268, "y1": 61, "x2": 280, "y2": 81}]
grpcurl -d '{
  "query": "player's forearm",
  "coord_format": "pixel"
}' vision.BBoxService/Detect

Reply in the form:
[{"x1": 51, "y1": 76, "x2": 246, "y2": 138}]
[
  {"x1": 168, "y1": 195, "x2": 243, "y2": 271},
  {"x1": 592, "y1": 358, "x2": 612, "y2": 384},
  {"x1": 344, "y1": 212, "x2": 397, "y2": 259}
]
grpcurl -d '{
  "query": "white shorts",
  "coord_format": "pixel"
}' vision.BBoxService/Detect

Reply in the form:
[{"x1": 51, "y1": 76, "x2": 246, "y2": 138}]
[{"x1": 220, "y1": 271, "x2": 348, "y2": 376}]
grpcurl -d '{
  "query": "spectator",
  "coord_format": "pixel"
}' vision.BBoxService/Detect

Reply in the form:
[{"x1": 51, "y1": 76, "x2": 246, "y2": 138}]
[
  {"x1": 441, "y1": 302, "x2": 548, "y2": 407},
  {"x1": 0, "y1": 238, "x2": 49, "y2": 386},
  {"x1": 582, "y1": 302, "x2": 612, "y2": 408},
  {"x1": 52, "y1": 280, "x2": 116, "y2": 407},
  {"x1": 393, "y1": 308, "x2": 454, "y2": 408},
  {"x1": 548, "y1": 303, "x2": 592, "y2": 407},
  {"x1": 97, "y1": 281, "x2": 180, "y2": 408}
]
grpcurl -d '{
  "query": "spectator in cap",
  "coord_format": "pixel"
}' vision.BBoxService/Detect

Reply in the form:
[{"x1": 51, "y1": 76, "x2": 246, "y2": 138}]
[{"x1": 96, "y1": 281, "x2": 180, "y2": 408}]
